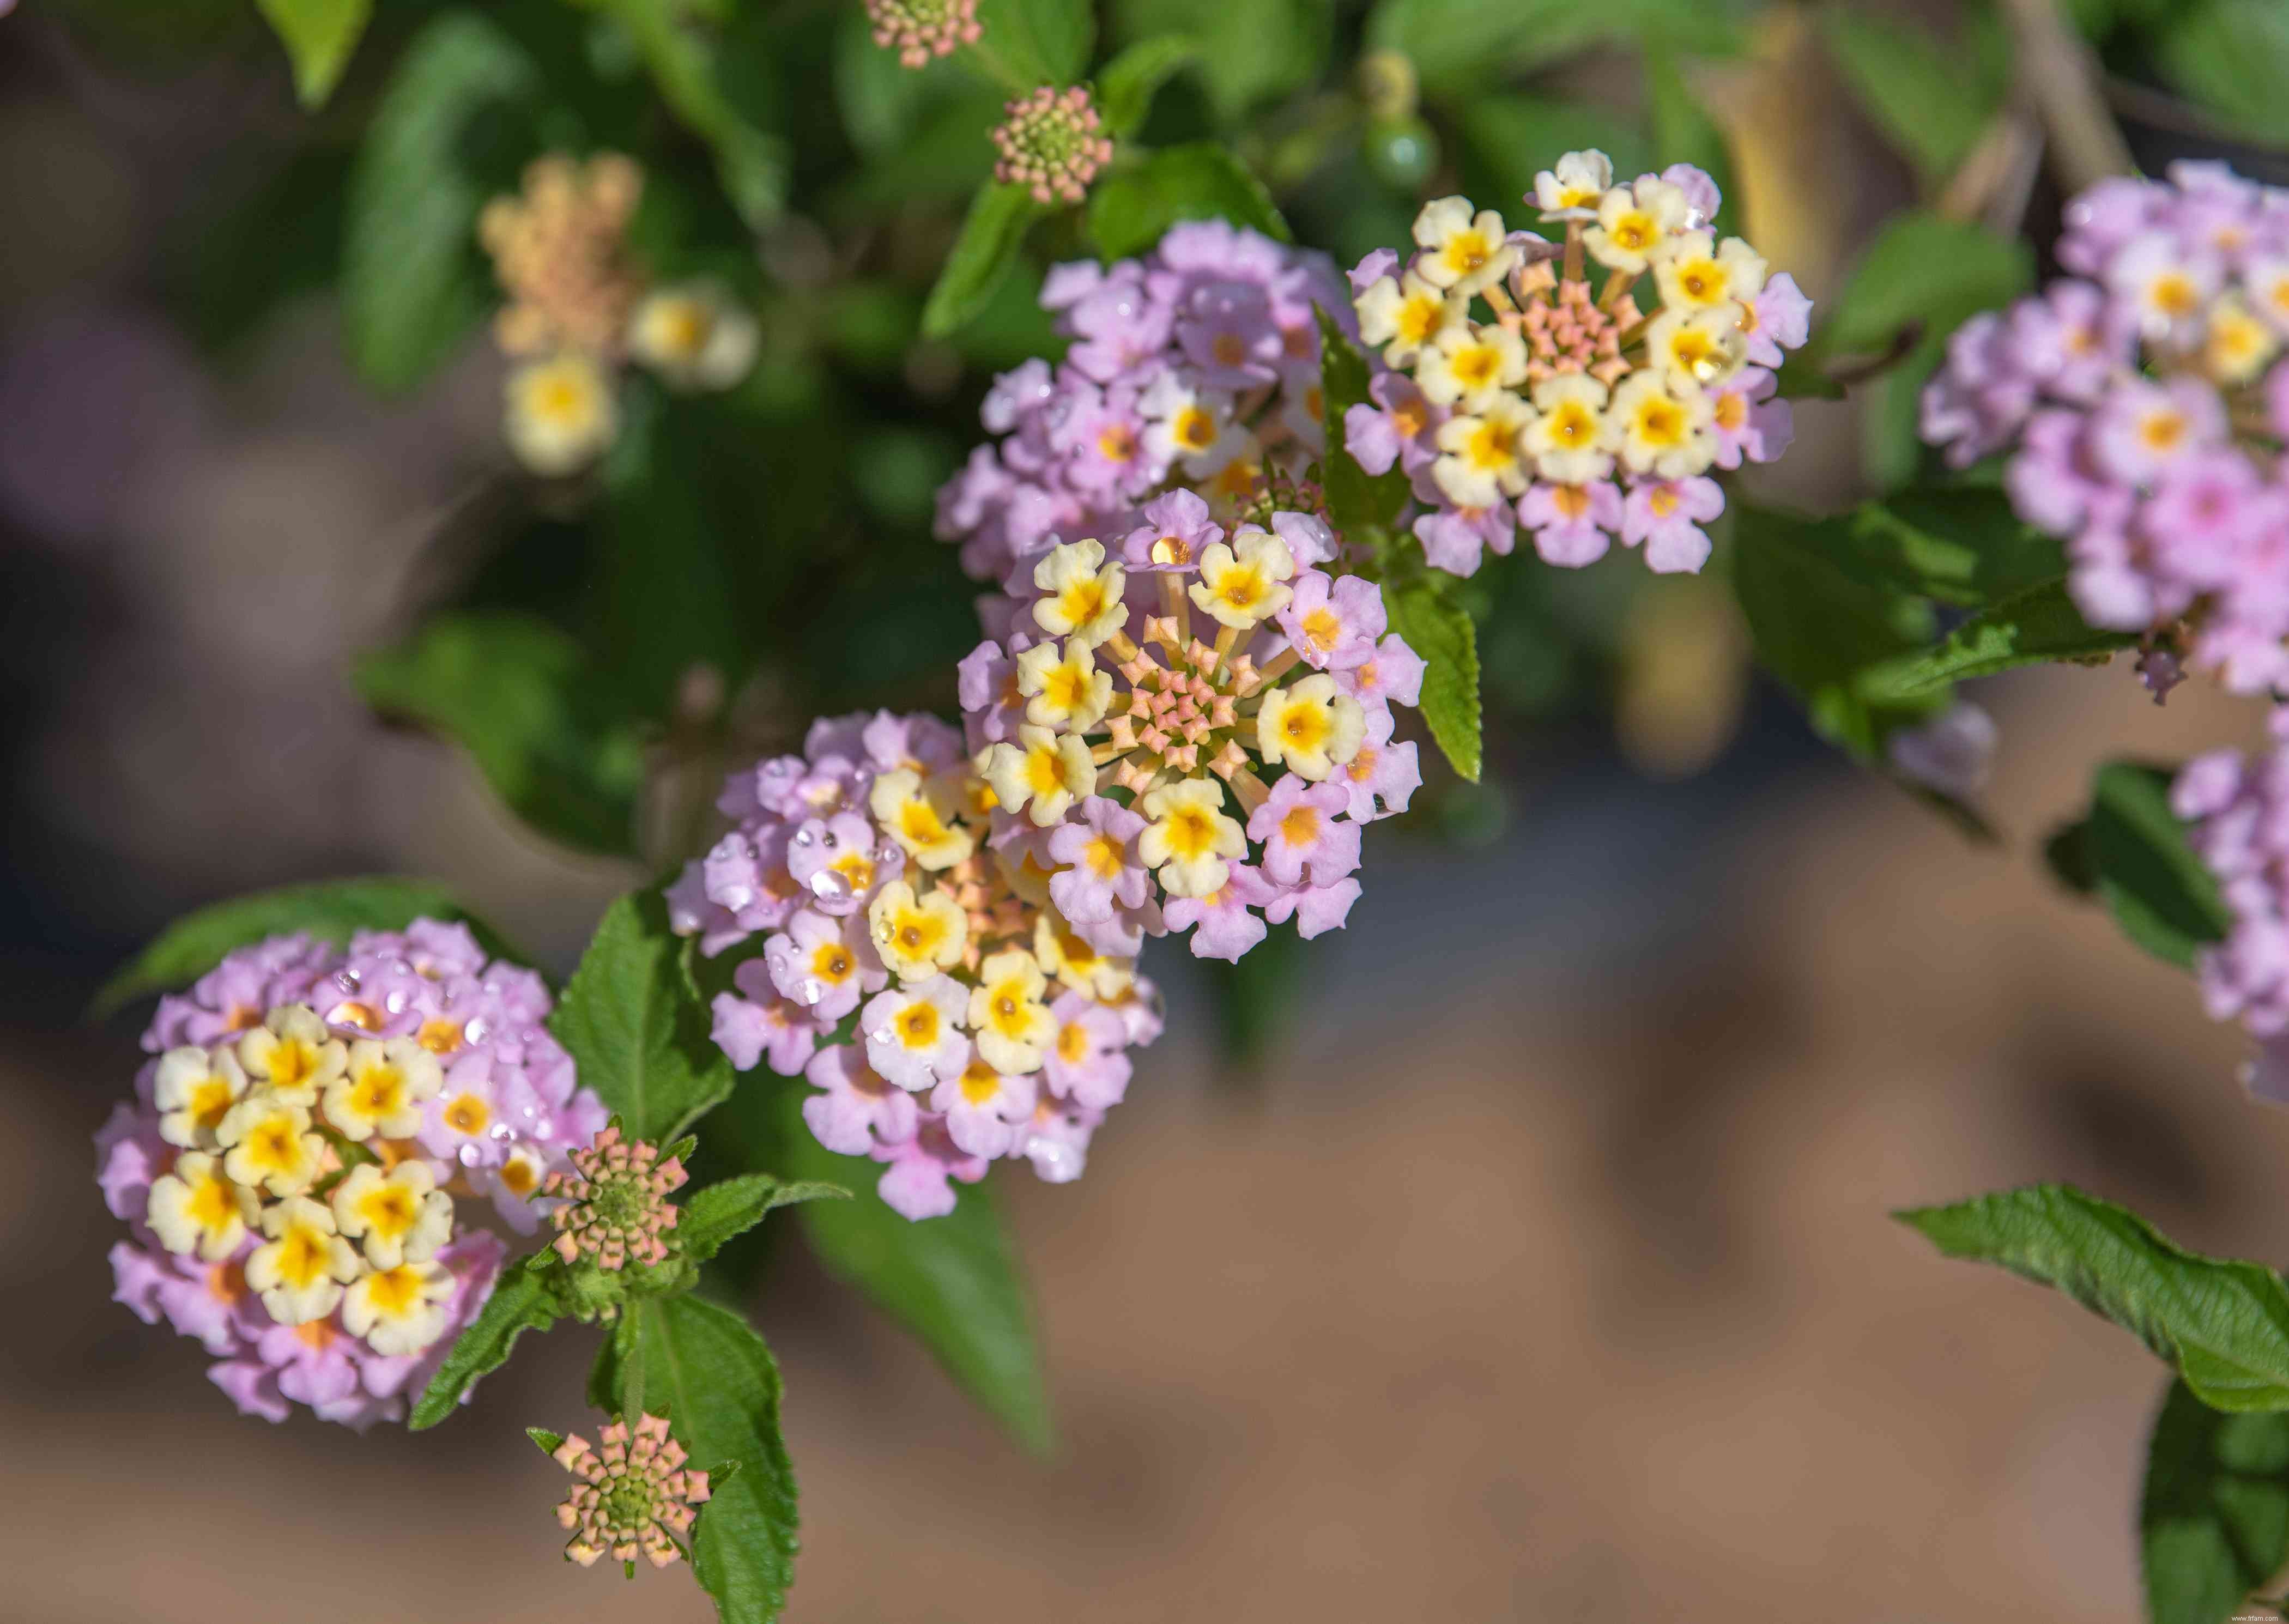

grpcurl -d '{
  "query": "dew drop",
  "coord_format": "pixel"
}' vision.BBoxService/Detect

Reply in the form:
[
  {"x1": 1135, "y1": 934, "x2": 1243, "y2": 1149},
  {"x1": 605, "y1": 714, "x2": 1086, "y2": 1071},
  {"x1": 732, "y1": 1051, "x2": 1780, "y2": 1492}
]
[{"x1": 457, "y1": 1143, "x2": 483, "y2": 1168}]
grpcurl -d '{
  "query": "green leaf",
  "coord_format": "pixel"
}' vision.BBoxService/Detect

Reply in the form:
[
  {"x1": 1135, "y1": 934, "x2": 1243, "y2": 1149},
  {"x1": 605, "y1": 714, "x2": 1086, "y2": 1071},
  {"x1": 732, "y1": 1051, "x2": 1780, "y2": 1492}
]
[
  {"x1": 1855, "y1": 579, "x2": 2139, "y2": 702},
  {"x1": 598, "y1": 0, "x2": 786, "y2": 228},
  {"x1": 679, "y1": 1172, "x2": 849, "y2": 1263},
  {"x1": 2157, "y1": 0, "x2": 2289, "y2": 146},
  {"x1": 619, "y1": 1297, "x2": 799, "y2": 1624},
  {"x1": 526, "y1": 1425, "x2": 567, "y2": 1456},
  {"x1": 1085, "y1": 142, "x2": 1289, "y2": 263},
  {"x1": 1384, "y1": 573, "x2": 1482, "y2": 784},
  {"x1": 1643, "y1": 52, "x2": 1737, "y2": 240},
  {"x1": 342, "y1": 12, "x2": 536, "y2": 395},
  {"x1": 408, "y1": 1266, "x2": 560, "y2": 1430},
  {"x1": 256, "y1": 0, "x2": 372, "y2": 108},
  {"x1": 1366, "y1": 0, "x2": 1602, "y2": 95},
  {"x1": 1730, "y1": 503, "x2": 1939, "y2": 759},
  {"x1": 354, "y1": 613, "x2": 648, "y2": 859},
  {"x1": 2143, "y1": 1378, "x2": 2289, "y2": 1624},
  {"x1": 2087, "y1": 761, "x2": 2232, "y2": 971},
  {"x1": 1841, "y1": 487, "x2": 2068, "y2": 609},
  {"x1": 1313, "y1": 306, "x2": 1408, "y2": 538},
  {"x1": 1094, "y1": 34, "x2": 1199, "y2": 138},
  {"x1": 922, "y1": 183, "x2": 1045, "y2": 339},
  {"x1": 1111, "y1": 0, "x2": 1328, "y2": 125},
  {"x1": 1819, "y1": 8, "x2": 2007, "y2": 186},
  {"x1": 777, "y1": 1084, "x2": 1053, "y2": 1453},
  {"x1": 974, "y1": 0, "x2": 1094, "y2": 86},
  {"x1": 551, "y1": 892, "x2": 737, "y2": 1146},
  {"x1": 92, "y1": 876, "x2": 521, "y2": 1021},
  {"x1": 1898, "y1": 1184, "x2": 2289, "y2": 1411}
]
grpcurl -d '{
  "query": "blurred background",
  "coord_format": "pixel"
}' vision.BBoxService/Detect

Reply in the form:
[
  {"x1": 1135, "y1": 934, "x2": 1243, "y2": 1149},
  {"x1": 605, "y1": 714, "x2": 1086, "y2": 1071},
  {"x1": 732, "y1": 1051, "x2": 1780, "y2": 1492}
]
[{"x1": 8, "y1": 0, "x2": 2289, "y2": 1617}]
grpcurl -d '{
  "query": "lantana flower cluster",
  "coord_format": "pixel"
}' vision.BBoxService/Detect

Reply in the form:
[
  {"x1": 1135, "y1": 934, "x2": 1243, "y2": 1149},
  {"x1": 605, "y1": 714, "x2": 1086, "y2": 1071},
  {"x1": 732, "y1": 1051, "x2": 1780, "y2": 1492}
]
[
  {"x1": 552, "y1": 1413, "x2": 713, "y2": 1570},
  {"x1": 668, "y1": 710, "x2": 1164, "y2": 1220},
  {"x1": 934, "y1": 219, "x2": 1353, "y2": 583},
  {"x1": 1922, "y1": 162, "x2": 2289, "y2": 695},
  {"x1": 991, "y1": 86, "x2": 1113, "y2": 205},
  {"x1": 864, "y1": 0, "x2": 980, "y2": 68},
  {"x1": 1347, "y1": 152, "x2": 1808, "y2": 578},
  {"x1": 479, "y1": 152, "x2": 761, "y2": 477},
  {"x1": 98, "y1": 922, "x2": 607, "y2": 1427},
  {"x1": 959, "y1": 501, "x2": 1422, "y2": 966},
  {"x1": 2176, "y1": 717, "x2": 2289, "y2": 1088}
]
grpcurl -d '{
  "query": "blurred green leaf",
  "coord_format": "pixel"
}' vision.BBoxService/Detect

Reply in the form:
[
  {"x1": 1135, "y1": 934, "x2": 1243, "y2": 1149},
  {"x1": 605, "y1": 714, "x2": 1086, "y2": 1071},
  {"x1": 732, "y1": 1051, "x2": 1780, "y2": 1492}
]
[
  {"x1": 1458, "y1": 96, "x2": 1646, "y2": 214},
  {"x1": 552, "y1": 892, "x2": 737, "y2": 1146},
  {"x1": 1112, "y1": 0, "x2": 1328, "y2": 123},
  {"x1": 2157, "y1": 0, "x2": 2289, "y2": 144},
  {"x1": 174, "y1": 143, "x2": 352, "y2": 354},
  {"x1": 1314, "y1": 307, "x2": 1408, "y2": 538},
  {"x1": 355, "y1": 612, "x2": 647, "y2": 859},
  {"x1": 974, "y1": 0, "x2": 1094, "y2": 86},
  {"x1": 923, "y1": 183, "x2": 1045, "y2": 338},
  {"x1": 776, "y1": 1084, "x2": 1053, "y2": 1453},
  {"x1": 1842, "y1": 487, "x2": 2067, "y2": 609},
  {"x1": 1899, "y1": 1185, "x2": 2289, "y2": 1413},
  {"x1": 615, "y1": 1296, "x2": 800, "y2": 1623},
  {"x1": 600, "y1": 0, "x2": 786, "y2": 228},
  {"x1": 679, "y1": 1173, "x2": 848, "y2": 1263},
  {"x1": 2086, "y1": 761, "x2": 2231, "y2": 971},
  {"x1": 1384, "y1": 572, "x2": 1481, "y2": 783},
  {"x1": 342, "y1": 11, "x2": 536, "y2": 395},
  {"x1": 1366, "y1": 0, "x2": 1599, "y2": 95},
  {"x1": 841, "y1": 84, "x2": 1004, "y2": 205},
  {"x1": 1643, "y1": 52, "x2": 1737, "y2": 239},
  {"x1": 256, "y1": 0, "x2": 372, "y2": 108},
  {"x1": 91, "y1": 876, "x2": 523, "y2": 1020},
  {"x1": 1854, "y1": 580, "x2": 2137, "y2": 701},
  {"x1": 2142, "y1": 1378, "x2": 2289, "y2": 1624},
  {"x1": 1095, "y1": 34, "x2": 1200, "y2": 138},
  {"x1": 1204, "y1": 915, "x2": 1304, "y2": 1070},
  {"x1": 408, "y1": 1266, "x2": 559, "y2": 1429},
  {"x1": 1085, "y1": 142, "x2": 1289, "y2": 259},
  {"x1": 834, "y1": 2, "x2": 971, "y2": 157},
  {"x1": 1820, "y1": 8, "x2": 2008, "y2": 187}
]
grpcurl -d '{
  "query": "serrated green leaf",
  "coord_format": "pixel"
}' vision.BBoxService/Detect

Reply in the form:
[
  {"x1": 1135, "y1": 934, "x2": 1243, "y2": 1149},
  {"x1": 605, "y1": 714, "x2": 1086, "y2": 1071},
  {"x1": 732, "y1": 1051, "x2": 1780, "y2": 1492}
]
[
  {"x1": 587, "y1": 1308, "x2": 640, "y2": 1413},
  {"x1": 1384, "y1": 574, "x2": 1481, "y2": 783},
  {"x1": 1843, "y1": 487, "x2": 2068, "y2": 609},
  {"x1": 1111, "y1": 0, "x2": 1327, "y2": 124},
  {"x1": 342, "y1": 13, "x2": 536, "y2": 395},
  {"x1": 680, "y1": 1172, "x2": 848, "y2": 1263},
  {"x1": 526, "y1": 1425, "x2": 567, "y2": 1457},
  {"x1": 409, "y1": 1266, "x2": 559, "y2": 1430},
  {"x1": 1094, "y1": 34, "x2": 1198, "y2": 138},
  {"x1": 2087, "y1": 761, "x2": 2232, "y2": 971},
  {"x1": 776, "y1": 1084, "x2": 1053, "y2": 1453},
  {"x1": 2143, "y1": 1377, "x2": 2289, "y2": 1624},
  {"x1": 1855, "y1": 579, "x2": 2139, "y2": 702},
  {"x1": 1313, "y1": 306, "x2": 1408, "y2": 538},
  {"x1": 922, "y1": 183, "x2": 1044, "y2": 338},
  {"x1": 355, "y1": 613, "x2": 648, "y2": 860},
  {"x1": 1085, "y1": 142, "x2": 1289, "y2": 263},
  {"x1": 2157, "y1": 0, "x2": 2289, "y2": 146},
  {"x1": 618, "y1": 1296, "x2": 800, "y2": 1624},
  {"x1": 256, "y1": 0, "x2": 372, "y2": 108},
  {"x1": 1898, "y1": 1184, "x2": 2289, "y2": 1411},
  {"x1": 974, "y1": 0, "x2": 1094, "y2": 85},
  {"x1": 551, "y1": 892, "x2": 737, "y2": 1146},
  {"x1": 1820, "y1": 8, "x2": 2007, "y2": 186},
  {"x1": 91, "y1": 877, "x2": 522, "y2": 1021}
]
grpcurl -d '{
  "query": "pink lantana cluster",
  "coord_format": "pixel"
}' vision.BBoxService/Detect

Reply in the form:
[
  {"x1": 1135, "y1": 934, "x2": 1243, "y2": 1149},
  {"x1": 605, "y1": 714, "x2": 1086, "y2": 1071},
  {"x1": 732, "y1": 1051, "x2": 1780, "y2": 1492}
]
[
  {"x1": 99, "y1": 922, "x2": 605, "y2": 1427},
  {"x1": 2175, "y1": 719, "x2": 2289, "y2": 1083},
  {"x1": 667, "y1": 711, "x2": 1163, "y2": 1221},
  {"x1": 991, "y1": 86, "x2": 1113, "y2": 206},
  {"x1": 934, "y1": 220, "x2": 1353, "y2": 583},
  {"x1": 546, "y1": 1125, "x2": 685, "y2": 1270},
  {"x1": 1347, "y1": 151, "x2": 1808, "y2": 578},
  {"x1": 863, "y1": 0, "x2": 980, "y2": 68},
  {"x1": 553, "y1": 1413, "x2": 712, "y2": 1570},
  {"x1": 959, "y1": 501, "x2": 1421, "y2": 965},
  {"x1": 1923, "y1": 162, "x2": 2289, "y2": 694}
]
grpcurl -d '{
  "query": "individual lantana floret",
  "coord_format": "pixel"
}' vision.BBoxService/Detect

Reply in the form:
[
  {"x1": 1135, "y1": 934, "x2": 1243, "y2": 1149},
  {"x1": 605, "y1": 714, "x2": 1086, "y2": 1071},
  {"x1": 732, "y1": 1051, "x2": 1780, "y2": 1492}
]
[
  {"x1": 102, "y1": 922, "x2": 603, "y2": 1426},
  {"x1": 1346, "y1": 153, "x2": 1810, "y2": 577},
  {"x1": 1919, "y1": 161, "x2": 2289, "y2": 696},
  {"x1": 552, "y1": 1414, "x2": 712, "y2": 1571},
  {"x1": 864, "y1": 0, "x2": 980, "y2": 66},
  {"x1": 670, "y1": 710, "x2": 1162, "y2": 1219},
  {"x1": 544, "y1": 1124, "x2": 686, "y2": 1272},
  {"x1": 505, "y1": 352, "x2": 620, "y2": 477},
  {"x1": 626, "y1": 282, "x2": 760, "y2": 393},
  {"x1": 992, "y1": 86, "x2": 1113, "y2": 206}
]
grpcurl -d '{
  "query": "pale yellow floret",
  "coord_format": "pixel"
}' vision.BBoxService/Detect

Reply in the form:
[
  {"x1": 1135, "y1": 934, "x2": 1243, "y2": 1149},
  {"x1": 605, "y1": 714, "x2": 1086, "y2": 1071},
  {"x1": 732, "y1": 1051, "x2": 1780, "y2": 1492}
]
[
  {"x1": 1521, "y1": 373, "x2": 1614, "y2": 485},
  {"x1": 1609, "y1": 372, "x2": 1717, "y2": 479},
  {"x1": 1189, "y1": 528, "x2": 1297, "y2": 629},
  {"x1": 1650, "y1": 232, "x2": 1767, "y2": 312},
  {"x1": 146, "y1": 1150, "x2": 256, "y2": 1262},
  {"x1": 1016, "y1": 639, "x2": 1113, "y2": 731},
  {"x1": 504, "y1": 352, "x2": 619, "y2": 476},
  {"x1": 2203, "y1": 294, "x2": 2278, "y2": 385},
  {"x1": 216, "y1": 1096, "x2": 325, "y2": 1198},
  {"x1": 1416, "y1": 320, "x2": 1530, "y2": 412},
  {"x1": 868, "y1": 768, "x2": 978, "y2": 869},
  {"x1": 1584, "y1": 179, "x2": 1689, "y2": 273},
  {"x1": 343, "y1": 1259, "x2": 454, "y2": 1356},
  {"x1": 1410, "y1": 197, "x2": 1517, "y2": 295},
  {"x1": 1137, "y1": 777, "x2": 1245, "y2": 898},
  {"x1": 1431, "y1": 393, "x2": 1535, "y2": 507},
  {"x1": 626, "y1": 282, "x2": 759, "y2": 392},
  {"x1": 153, "y1": 1045, "x2": 248, "y2": 1150},
  {"x1": 966, "y1": 949, "x2": 1056, "y2": 1075},
  {"x1": 246, "y1": 1196, "x2": 362, "y2": 1326},
  {"x1": 1031, "y1": 539, "x2": 1129, "y2": 646},
  {"x1": 1354, "y1": 270, "x2": 1465, "y2": 368},
  {"x1": 1033, "y1": 910, "x2": 1133, "y2": 1001},
  {"x1": 330, "y1": 1161, "x2": 454, "y2": 1270},
  {"x1": 1255, "y1": 674, "x2": 1367, "y2": 783},
  {"x1": 868, "y1": 880, "x2": 970, "y2": 982},
  {"x1": 1643, "y1": 306, "x2": 1747, "y2": 392},
  {"x1": 236, "y1": 1005, "x2": 345, "y2": 1107},
  {"x1": 981, "y1": 727, "x2": 1097, "y2": 826},
  {"x1": 323, "y1": 1038, "x2": 442, "y2": 1142},
  {"x1": 1534, "y1": 149, "x2": 1613, "y2": 217}
]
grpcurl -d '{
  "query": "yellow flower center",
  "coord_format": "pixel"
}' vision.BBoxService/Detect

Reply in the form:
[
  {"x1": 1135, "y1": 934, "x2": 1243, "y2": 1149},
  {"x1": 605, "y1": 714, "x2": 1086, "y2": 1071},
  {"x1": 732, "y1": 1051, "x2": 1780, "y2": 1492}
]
[
  {"x1": 1173, "y1": 406, "x2": 1218, "y2": 451},
  {"x1": 364, "y1": 1265, "x2": 423, "y2": 1317},
  {"x1": 1713, "y1": 392, "x2": 1746, "y2": 432},
  {"x1": 1443, "y1": 232, "x2": 1491, "y2": 276},
  {"x1": 1302, "y1": 608, "x2": 1342, "y2": 651},
  {"x1": 2140, "y1": 410, "x2": 2186, "y2": 452},
  {"x1": 501, "y1": 1159, "x2": 540, "y2": 1197},
  {"x1": 1057, "y1": 1022, "x2": 1089, "y2": 1064},
  {"x1": 1450, "y1": 345, "x2": 1499, "y2": 389},
  {"x1": 897, "y1": 1003, "x2": 940, "y2": 1046},
  {"x1": 1613, "y1": 214, "x2": 1655, "y2": 252},
  {"x1": 1165, "y1": 804, "x2": 1218, "y2": 858},
  {"x1": 417, "y1": 1019, "x2": 465, "y2": 1055},
  {"x1": 1085, "y1": 833, "x2": 1126, "y2": 878},
  {"x1": 1212, "y1": 332, "x2": 1247, "y2": 367},
  {"x1": 267, "y1": 1040, "x2": 318, "y2": 1092},
  {"x1": 1466, "y1": 419, "x2": 1516, "y2": 471},
  {"x1": 349, "y1": 1065, "x2": 405, "y2": 1120},
  {"x1": 1279, "y1": 805, "x2": 1320, "y2": 847},
  {"x1": 959, "y1": 1060, "x2": 1002, "y2": 1104},
  {"x1": 1548, "y1": 401, "x2": 1596, "y2": 447},
  {"x1": 1553, "y1": 484, "x2": 1592, "y2": 519},
  {"x1": 358, "y1": 1185, "x2": 418, "y2": 1241},
  {"x1": 328, "y1": 1001, "x2": 382, "y2": 1032},
  {"x1": 1634, "y1": 398, "x2": 1686, "y2": 447},
  {"x1": 444, "y1": 1093, "x2": 489, "y2": 1135},
  {"x1": 188, "y1": 1077, "x2": 236, "y2": 1133},
  {"x1": 1676, "y1": 262, "x2": 1722, "y2": 303},
  {"x1": 1280, "y1": 700, "x2": 1330, "y2": 752},
  {"x1": 274, "y1": 1226, "x2": 332, "y2": 1289},
  {"x1": 2152, "y1": 272, "x2": 2199, "y2": 318},
  {"x1": 207, "y1": 1261, "x2": 247, "y2": 1304},
  {"x1": 1649, "y1": 485, "x2": 1680, "y2": 517},
  {"x1": 814, "y1": 944, "x2": 853, "y2": 982},
  {"x1": 1097, "y1": 422, "x2": 1137, "y2": 462},
  {"x1": 188, "y1": 1175, "x2": 239, "y2": 1231},
  {"x1": 1398, "y1": 295, "x2": 1445, "y2": 344}
]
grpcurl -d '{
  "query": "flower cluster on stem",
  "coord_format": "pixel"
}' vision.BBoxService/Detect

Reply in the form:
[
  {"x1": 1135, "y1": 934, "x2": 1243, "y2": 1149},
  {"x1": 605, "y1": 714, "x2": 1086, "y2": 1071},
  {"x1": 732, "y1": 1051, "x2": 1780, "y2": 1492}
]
[
  {"x1": 552, "y1": 1413, "x2": 712, "y2": 1571},
  {"x1": 864, "y1": 0, "x2": 980, "y2": 68},
  {"x1": 991, "y1": 86, "x2": 1113, "y2": 205}
]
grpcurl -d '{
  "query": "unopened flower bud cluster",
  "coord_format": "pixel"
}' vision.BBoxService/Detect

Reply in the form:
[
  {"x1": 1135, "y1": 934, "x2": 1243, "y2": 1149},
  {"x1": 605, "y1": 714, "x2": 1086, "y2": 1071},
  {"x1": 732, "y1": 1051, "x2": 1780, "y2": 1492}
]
[{"x1": 552, "y1": 1412, "x2": 713, "y2": 1569}]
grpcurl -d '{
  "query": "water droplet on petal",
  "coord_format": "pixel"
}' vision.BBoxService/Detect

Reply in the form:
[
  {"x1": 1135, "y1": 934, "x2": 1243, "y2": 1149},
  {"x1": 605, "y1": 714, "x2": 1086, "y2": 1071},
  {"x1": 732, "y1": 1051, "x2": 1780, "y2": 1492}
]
[{"x1": 457, "y1": 1143, "x2": 483, "y2": 1168}]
